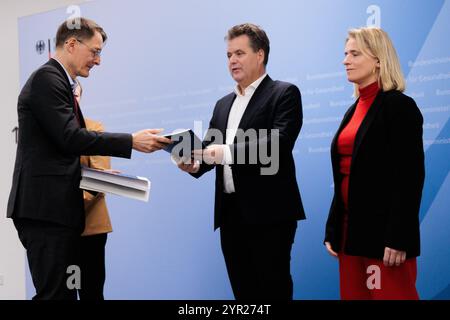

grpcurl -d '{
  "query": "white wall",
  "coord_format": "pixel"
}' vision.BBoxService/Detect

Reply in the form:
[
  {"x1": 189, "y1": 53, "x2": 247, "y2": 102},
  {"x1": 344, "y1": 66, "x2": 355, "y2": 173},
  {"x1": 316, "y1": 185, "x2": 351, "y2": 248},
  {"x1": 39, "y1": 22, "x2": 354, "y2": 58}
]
[{"x1": 0, "y1": 0, "x2": 88, "y2": 300}]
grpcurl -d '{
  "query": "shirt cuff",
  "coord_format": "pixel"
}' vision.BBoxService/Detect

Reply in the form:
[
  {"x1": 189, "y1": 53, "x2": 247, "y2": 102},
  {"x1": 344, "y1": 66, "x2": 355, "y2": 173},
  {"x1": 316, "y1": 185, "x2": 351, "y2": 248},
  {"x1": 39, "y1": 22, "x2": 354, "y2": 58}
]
[{"x1": 222, "y1": 144, "x2": 233, "y2": 165}]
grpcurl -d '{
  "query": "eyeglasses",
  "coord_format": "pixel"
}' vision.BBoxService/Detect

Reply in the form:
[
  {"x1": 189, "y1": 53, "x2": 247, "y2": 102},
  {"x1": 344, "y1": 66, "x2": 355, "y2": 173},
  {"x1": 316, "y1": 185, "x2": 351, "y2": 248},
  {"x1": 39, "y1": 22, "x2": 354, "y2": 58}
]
[{"x1": 76, "y1": 39, "x2": 102, "y2": 58}]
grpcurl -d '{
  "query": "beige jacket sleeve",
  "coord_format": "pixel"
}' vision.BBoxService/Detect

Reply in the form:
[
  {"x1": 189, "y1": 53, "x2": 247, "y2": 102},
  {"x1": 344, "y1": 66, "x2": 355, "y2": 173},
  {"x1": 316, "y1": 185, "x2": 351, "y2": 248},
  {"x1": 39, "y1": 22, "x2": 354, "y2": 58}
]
[{"x1": 81, "y1": 119, "x2": 113, "y2": 236}]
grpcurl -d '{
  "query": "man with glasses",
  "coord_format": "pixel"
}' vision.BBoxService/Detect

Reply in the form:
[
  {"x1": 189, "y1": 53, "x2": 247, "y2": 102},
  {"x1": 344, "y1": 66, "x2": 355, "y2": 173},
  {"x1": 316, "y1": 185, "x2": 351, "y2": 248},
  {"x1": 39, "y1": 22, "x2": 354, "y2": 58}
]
[
  {"x1": 7, "y1": 17, "x2": 171, "y2": 300},
  {"x1": 76, "y1": 38, "x2": 102, "y2": 58}
]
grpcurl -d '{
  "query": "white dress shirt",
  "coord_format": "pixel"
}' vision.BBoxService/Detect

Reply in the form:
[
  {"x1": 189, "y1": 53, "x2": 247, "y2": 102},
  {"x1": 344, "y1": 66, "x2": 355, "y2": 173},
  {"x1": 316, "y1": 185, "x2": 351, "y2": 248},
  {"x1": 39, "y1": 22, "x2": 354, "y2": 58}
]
[{"x1": 222, "y1": 73, "x2": 267, "y2": 193}]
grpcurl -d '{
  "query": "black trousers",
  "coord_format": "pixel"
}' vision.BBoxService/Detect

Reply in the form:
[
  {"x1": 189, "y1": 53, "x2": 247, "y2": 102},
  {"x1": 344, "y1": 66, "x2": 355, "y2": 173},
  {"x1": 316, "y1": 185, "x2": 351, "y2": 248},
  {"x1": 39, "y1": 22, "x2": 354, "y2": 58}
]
[
  {"x1": 13, "y1": 218, "x2": 80, "y2": 300},
  {"x1": 78, "y1": 233, "x2": 107, "y2": 300},
  {"x1": 219, "y1": 193, "x2": 298, "y2": 300}
]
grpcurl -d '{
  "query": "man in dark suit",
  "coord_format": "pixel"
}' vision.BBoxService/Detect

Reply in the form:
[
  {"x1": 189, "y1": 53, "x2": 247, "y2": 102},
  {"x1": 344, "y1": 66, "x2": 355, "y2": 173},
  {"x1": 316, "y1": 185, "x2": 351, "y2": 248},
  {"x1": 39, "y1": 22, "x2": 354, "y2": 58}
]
[
  {"x1": 7, "y1": 17, "x2": 170, "y2": 300},
  {"x1": 176, "y1": 23, "x2": 305, "y2": 300}
]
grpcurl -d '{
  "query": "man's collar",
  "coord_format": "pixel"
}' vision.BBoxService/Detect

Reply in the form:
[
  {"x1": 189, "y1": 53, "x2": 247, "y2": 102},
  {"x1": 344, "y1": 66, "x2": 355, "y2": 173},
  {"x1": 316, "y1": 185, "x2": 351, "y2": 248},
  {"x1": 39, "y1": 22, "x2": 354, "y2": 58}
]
[
  {"x1": 52, "y1": 57, "x2": 76, "y2": 91},
  {"x1": 234, "y1": 73, "x2": 267, "y2": 96}
]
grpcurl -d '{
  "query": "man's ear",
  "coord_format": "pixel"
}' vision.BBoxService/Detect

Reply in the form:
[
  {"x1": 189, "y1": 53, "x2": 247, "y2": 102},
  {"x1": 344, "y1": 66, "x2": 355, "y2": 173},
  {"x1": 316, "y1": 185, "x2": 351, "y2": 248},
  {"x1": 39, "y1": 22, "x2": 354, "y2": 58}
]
[
  {"x1": 65, "y1": 37, "x2": 77, "y2": 53},
  {"x1": 258, "y1": 49, "x2": 265, "y2": 64}
]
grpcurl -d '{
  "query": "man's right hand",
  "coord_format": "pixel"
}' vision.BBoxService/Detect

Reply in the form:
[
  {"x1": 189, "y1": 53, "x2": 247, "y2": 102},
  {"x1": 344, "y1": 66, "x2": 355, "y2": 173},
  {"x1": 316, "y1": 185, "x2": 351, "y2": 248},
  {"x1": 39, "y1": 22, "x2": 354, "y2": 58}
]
[
  {"x1": 173, "y1": 155, "x2": 200, "y2": 173},
  {"x1": 132, "y1": 129, "x2": 172, "y2": 153}
]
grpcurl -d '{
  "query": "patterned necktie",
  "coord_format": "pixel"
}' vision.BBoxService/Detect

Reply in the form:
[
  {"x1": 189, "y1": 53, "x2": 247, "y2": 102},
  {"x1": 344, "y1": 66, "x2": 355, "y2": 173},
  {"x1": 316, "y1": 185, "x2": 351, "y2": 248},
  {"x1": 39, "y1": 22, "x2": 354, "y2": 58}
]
[
  {"x1": 71, "y1": 83, "x2": 81, "y2": 125},
  {"x1": 73, "y1": 93, "x2": 81, "y2": 125}
]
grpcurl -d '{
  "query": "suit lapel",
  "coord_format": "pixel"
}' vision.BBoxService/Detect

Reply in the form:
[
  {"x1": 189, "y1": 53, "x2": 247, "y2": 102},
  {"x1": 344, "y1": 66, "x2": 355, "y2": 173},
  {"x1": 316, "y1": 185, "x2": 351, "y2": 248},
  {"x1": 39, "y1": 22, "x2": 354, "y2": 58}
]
[
  {"x1": 77, "y1": 105, "x2": 87, "y2": 129},
  {"x1": 352, "y1": 91, "x2": 385, "y2": 159},
  {"x1": 237, "y1": 75, "x2": 273, "y2": 130},
  {"x1": 330, "y1": 101, "x2": 356, "y2": 179},
  {"x1": 216, "y1": 93, "x2": 236, "y2": 141},
  {"x1": 47, "y1": 58, "x2": 72, "y2": 92},
  {"x1": 331, "y1": 101, "x2": 358, "y2": 156},
  {"x1": 214, "y1": 75, "x2": 273, "y2": 142},
  {"x1": 47, "y1": 58, "x2": 85, "y2": 128},
  {"x1": 331, "y1": 91, "x2": 384, "y2": 174}
]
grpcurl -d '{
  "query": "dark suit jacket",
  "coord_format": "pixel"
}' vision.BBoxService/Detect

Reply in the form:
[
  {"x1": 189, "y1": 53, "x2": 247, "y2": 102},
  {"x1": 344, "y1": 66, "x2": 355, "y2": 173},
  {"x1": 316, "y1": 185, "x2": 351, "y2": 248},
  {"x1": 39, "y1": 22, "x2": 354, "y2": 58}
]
[
  {"x1": 324, "y1": 90, "x2": 425, "y2": 259},
  {"x1": 7, "y1": 58, "x2": 132, "y2": 230},
  {"x1": 193, "y1": 75, "x2": 306, "y2": 230}
]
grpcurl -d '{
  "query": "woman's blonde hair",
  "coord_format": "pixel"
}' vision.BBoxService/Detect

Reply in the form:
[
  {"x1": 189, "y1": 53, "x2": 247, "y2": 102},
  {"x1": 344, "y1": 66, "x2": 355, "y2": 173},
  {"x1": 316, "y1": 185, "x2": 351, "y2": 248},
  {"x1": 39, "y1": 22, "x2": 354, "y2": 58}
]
[{"x1": 347, "y1": 27, "x2": 405, "y2": 97}]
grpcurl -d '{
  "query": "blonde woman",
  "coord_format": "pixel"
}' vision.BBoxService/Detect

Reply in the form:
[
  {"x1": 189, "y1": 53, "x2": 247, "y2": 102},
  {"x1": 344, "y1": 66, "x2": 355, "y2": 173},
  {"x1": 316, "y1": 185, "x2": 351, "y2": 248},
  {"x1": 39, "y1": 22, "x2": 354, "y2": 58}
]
[{"x1": 324, "y1": 27, "x2": 425, "y2": 299}]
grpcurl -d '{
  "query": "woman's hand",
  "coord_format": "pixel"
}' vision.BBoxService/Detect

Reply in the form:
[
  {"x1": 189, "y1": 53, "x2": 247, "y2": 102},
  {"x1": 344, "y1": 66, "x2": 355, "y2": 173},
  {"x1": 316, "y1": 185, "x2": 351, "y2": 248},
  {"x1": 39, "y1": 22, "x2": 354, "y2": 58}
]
[
  {"x1": 383, "y1": 247, "x2": 406, "y2": 267},
  {"x1": 325, "y1": 241, "x2": 338, "y2": 258}
]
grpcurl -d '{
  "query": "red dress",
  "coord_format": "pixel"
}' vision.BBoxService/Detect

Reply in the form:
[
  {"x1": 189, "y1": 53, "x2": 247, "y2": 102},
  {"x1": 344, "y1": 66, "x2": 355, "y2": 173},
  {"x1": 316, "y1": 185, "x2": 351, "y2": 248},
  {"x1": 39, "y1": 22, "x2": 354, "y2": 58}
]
[{"x1": 336, "y1": 82, "x2": 419, "y2": 300}]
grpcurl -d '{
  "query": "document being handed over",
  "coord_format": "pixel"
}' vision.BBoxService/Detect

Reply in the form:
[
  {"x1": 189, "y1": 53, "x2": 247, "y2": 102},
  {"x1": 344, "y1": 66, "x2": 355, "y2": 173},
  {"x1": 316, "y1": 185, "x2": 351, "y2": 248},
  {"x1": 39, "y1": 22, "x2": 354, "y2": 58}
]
[{"x1": 162, "y1": 129, "x2": 206, "y2": 158}]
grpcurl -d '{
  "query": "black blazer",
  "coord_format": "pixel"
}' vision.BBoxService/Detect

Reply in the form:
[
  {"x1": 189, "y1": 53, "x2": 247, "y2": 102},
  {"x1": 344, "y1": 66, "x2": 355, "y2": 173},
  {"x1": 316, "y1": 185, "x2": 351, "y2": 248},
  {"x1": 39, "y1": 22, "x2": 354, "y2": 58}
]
[
  {"x1": 324, "y1": 90, "x2": 425, "y2": 259},
  {"x1": 193, "y1": 75, "x2": 306, "y2": 229},
  {"x1": 7, "y1": 59, "x2": 132, "y2": 230}
]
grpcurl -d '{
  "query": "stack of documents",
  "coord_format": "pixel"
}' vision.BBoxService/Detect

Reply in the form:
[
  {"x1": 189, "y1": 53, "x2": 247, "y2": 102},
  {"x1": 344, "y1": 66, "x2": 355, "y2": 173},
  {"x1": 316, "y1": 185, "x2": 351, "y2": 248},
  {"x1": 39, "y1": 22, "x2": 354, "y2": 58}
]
[{"x1": 80, "y1": 167, "x2": 150, "y2": 202}]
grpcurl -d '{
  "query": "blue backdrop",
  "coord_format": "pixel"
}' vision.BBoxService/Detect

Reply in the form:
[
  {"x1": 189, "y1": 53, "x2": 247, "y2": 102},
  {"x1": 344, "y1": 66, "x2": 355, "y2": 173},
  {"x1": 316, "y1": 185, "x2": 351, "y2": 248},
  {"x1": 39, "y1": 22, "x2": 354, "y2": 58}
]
[{"x1": 17, "y1": 0, "x2": 450, "y2": 299}]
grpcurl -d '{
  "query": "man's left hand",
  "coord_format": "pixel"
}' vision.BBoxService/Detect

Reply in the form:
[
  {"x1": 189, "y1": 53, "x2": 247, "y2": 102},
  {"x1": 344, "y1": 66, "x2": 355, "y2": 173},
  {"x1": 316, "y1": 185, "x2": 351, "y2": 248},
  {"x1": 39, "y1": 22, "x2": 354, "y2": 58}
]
[{"x1": 193, "y1": 145, "x2": 224, "y2": 165}]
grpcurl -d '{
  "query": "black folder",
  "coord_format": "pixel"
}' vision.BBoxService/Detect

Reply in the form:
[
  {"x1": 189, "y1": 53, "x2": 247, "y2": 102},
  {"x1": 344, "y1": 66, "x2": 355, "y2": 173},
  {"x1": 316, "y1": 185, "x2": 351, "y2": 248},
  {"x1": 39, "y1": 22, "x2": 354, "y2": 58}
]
[{"x1": 163, "y1": 129, "x2": 205, "y2": 157}]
